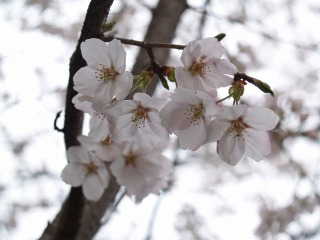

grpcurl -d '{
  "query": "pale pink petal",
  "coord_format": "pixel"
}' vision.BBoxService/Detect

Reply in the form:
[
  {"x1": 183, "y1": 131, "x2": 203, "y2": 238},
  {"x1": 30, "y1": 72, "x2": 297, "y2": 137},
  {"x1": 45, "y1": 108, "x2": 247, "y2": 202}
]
[
  {"x1": 198, "y1": 37, "x2": 225, "y2": 59},
  {"x1": 205, "y1": 119, "x2": 230, "y2": 142},
  {"x1": 135, "y1": 93, "x2": 165, "y2": 110},
  {"x1": 180, "y1": 40, "x2": 198, "y2": 67},
  {"x1": 61, "y1": 163, "x2": 86, "y2": 187},
  {"x1": 207, "y1": 59, "x2": 237, "y2": 75},
  {"x1": 171, "y1": 88, "x2": 200, "y2": 105},
  {"x1": 81, "y1": 38, "x2": 110, "y2": 69},
  {"x1": 114, "y1": 71, "x2": 133, "y2": 100},
  {"x1": 82, "y1": 174, "x2": 105, "y2": 201},
  {"x1": 217, "y1": 105, "x2": 247, "y2": 121},
  {"x1": 107, "y1": 39, "x2": 126, "y2": 73},
  {"x1": 67, "y1": 146, "x2": 90, "y2": 164},
  {"x1": 160, "y1": 102, "x2": 191, "y2": 132},
  {"x1": 243, "y1": 107, "x2": 279, "y2": 130},
  {"x1": 93, "y1": 80, "x2": 115, "y2": 105},
  {"x1": 147, "y1": 112, "x2": 169, "y2": 141},
  {"x1": 175, "y1": 67, "x2": 195, "y2": 90},
  {"x1": 178, "y1": 120, "x2": 206, "y2": 150},
  {"x1": 203, "y1": 71, "x2": 233, "y2": 88},
  {"x1": 245, "y1": 129, "x2": 271, "y2": 161},
  {"x1": 88, "y1": 115, "x2": 110, "y2": 141},
  {"x1": 73, "y1": 67, "x2": 99, "y2": 96},
  {"x1": 77, "y1": 135, "x2": 100, "y2": 151},
  {"x1": 97, "y1": 168, "x2": 111, "y2": 188},
  {"x1": 72, "y1": 94, "x2": 95, "y2": 115},
  {"x1": 218, "y1": 133, "x2": 245, "y2": 165}
]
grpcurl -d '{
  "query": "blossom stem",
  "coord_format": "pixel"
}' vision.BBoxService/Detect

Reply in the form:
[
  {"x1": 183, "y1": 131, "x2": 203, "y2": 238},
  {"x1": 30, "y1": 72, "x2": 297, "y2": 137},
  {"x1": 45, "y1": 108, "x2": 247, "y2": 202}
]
[
  {"x1": 215, "y1": 94, "x2": 233, "y2": 103},
  {"x1": 128, "y1": 78, "x2": 146, "y2": 94}
]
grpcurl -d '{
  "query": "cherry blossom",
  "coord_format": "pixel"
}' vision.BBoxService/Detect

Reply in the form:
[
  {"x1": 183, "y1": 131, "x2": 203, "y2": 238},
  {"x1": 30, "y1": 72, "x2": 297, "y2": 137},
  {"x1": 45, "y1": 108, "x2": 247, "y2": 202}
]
[
  {"x1": 175, "y1": 37, "x2": 237, "y2": 92},
  {"x1": 160, "y1": 88, "x2": 218, "y2": 150},
  {"x1": 73, "y1": 38, "x2": 133, "y2": 106},
  {"x1": 108, "y1": 142, "x2": 172, "y2": 202},
  {"x1": 61, "y1": 146, "x2": 110, "y2": 201},
  {"x1": 207, "y1": 105, "x2": 279, "y2": 165},
  {"x1": 107, "y1": 93, "x2": 168, "y2": 149},
  {"x1": 77, "y1": 134, "x2": 122, "y2": 162},
  {"x1": 72, "y1": 94, "x2": 111, "y2": 141}
]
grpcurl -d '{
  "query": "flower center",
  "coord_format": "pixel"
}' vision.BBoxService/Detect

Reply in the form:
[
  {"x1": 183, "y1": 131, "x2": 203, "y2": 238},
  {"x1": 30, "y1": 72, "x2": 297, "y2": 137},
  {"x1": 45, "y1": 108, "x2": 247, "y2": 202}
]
[
  {"x1": 131, "y1": 105, "x2": 148, "y2": 128},
  {"x1": 189, "y1": 60, "x2": 209, "y2": 77},
  {"x1": 96, "y1": 64, "x2": 118, "y2": 82},
  {"x1": 93, "y1": 111, "x2": 106, "y2": 120},
  {"x1": 185, "y1": 103, "x2": 204, "y2": 125},
  {"x1": 124, "y1": 153, "x2": 137, "y2": 167},
  {"x1": 85, "y1": 163, "x2": 98, "y2": 175},
  {"x1": 229, "y1": 118, "x2": 247, "y2": 139}
]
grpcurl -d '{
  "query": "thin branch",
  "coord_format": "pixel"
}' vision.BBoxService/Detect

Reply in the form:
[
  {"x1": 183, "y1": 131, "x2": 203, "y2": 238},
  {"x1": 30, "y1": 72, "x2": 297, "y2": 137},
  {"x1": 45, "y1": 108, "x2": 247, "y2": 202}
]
[
  {"x1": 234, "y1": 72, "x2": 255, "y2": 84},
  {"x1": 102, "y1": 36, "x2": 186, "y2": 50},
  {"x1": 53, "y1": 110, "x2": 64, "y2": 133}
]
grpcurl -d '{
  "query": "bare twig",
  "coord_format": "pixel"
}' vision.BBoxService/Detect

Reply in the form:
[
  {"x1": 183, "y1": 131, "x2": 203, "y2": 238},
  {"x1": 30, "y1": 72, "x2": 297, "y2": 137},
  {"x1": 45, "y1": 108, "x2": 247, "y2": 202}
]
[
  {"x1": 53, "y1": 110, "x2": 64, "y2": 133},
  {"x1": 102, "y1": 36, "x2": 186, "y2": 50}
]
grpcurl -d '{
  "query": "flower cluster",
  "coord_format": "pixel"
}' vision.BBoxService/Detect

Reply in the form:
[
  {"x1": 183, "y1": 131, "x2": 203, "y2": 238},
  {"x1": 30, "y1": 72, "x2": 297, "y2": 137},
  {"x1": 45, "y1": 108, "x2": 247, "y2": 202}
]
[{"x1": 61, "y1": 37, "x2": 279, "y2": 202}]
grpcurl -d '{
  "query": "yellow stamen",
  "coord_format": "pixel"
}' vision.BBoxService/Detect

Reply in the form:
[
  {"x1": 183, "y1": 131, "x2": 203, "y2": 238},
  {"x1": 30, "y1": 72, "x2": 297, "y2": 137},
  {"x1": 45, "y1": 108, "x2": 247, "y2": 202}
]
[
  {"x1": 96, "y1": 64, "x2": 118, "y2": 82},
  {"x1": 131, "y1": 105, "x2": 148, "y2": 128}
]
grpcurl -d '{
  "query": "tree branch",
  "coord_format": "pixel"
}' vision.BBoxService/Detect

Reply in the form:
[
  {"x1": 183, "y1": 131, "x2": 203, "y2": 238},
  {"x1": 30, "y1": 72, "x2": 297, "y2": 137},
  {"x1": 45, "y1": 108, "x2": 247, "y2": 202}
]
[
  {"x1": 40, "y1": 1, "x2": 115, "y2": 239},
  {"x1": 102, "y1": 36, "x2": 186, "y2": 50}
]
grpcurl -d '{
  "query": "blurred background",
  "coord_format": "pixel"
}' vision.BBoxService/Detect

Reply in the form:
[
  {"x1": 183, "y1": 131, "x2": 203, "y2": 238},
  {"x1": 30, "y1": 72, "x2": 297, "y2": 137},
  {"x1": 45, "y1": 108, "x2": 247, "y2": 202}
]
[{"x1": 0, "y1": 0, "x2": 319, "y2": 239}]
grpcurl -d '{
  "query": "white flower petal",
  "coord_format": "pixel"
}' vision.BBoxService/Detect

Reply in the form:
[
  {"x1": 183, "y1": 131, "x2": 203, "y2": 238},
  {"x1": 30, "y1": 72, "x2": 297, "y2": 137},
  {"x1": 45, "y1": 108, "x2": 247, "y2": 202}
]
[
  {"x1": 107, "y1": 39, "x2": 126, "y2": 73},
  {"x1": 205, "y1": 119, "x2": 230, "y2": 142},
  {"x1": 72, "y1": 94, "x2": 95, "y2": 115},
  {"x1": 114, "y1": 71, "x2": 133, "y2": 100},
  {"x1": 82, "y1": 174, "x2": 105, "y2": 201},
  {"x1": 217, "y1": 105, "x2": 247, "y2": 121},
  {"x1": 207, "y1": 59, "x2": 237, "y2": 75},
  {"x1": 160, "y1": 101, "x2": 191, "y2": 132},
  {"x1": 93, "y1": 80, "x2": 115, "y2": 106},
  {"x1": 245, "y1": 129, "x2": 271, "y2": 161},
  {"x1": 61, "y1": 163, "x2": 86, "y2": 187},
  {"x1": 218, "y1": 132, "x2": 245, "y2": 165},
  {"x1": 180, "y1": 40, "x2": 198, "y2": 67},
  {"x1": 244, "y1": 107, "x2": 279, "y2": 130},
  {"x1": 73, "y1": 67, "x2": 99, "y2": 96},
  {"x1": 88, "y1": 115, "x2": 110, "y2": 141},
  {"x1": 178, "y1": 120, "x2": 206, "y2": 150},
  {"x1": 81, "y1": 38, "x2": 110, "y2": 69},
  {"x1": 97, "y1": 167, "x2": 111, "y2": 188},
  {"x1": 198, "y1": 37, "x2": 225, "y2": 59},
  {"x1": 67, "y1": 146, "x2": 90, "y2": 164},
  {"x1": 175, "y1": 67, "x2": 196, "y2": 90},
  {"x1": 203, "y1": 71, "x2": 233, "y2": 88}
]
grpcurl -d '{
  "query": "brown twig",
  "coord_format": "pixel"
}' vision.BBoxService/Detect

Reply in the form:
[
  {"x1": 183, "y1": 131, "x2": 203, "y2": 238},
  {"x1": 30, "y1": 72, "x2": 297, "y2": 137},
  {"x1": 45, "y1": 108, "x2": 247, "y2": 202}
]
[
  {"x1": 234, "y1": 72, "x2": 254, "y2": 83},
  {"x1": 102, "y1": 36, "x2": 186, "y2": 50},
  {"x1": 53, "y1": 110, "x2": 64, "y2": 133}
]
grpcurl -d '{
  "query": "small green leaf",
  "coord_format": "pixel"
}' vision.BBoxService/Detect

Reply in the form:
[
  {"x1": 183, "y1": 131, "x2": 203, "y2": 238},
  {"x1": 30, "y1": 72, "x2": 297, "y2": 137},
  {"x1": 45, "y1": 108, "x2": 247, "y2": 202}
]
[
  {"x1": 253, "y1": 78, "x2": 274, "y2": 97},
  {"x1": 160, "y1": 78, "x2": 169, "y2": 90},
  {"x1": 214, "y1": 33, "x2": 226, "y2": 41},
  {"x1": 102, "y1": 20, "x2": 116, "y2": 32}
]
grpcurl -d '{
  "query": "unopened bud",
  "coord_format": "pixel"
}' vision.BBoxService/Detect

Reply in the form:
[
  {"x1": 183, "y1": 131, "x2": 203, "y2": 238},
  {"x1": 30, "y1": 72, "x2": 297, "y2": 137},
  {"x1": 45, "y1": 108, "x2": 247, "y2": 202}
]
[
  {"x1": 214, "y1": 33, "x2": 226, "y2": 42},
  {"x1": 229, "y1": 80, "x2": 245, "y2": 104},
  {"x1": 253, "y1": 78, "x2": 274, "y2": 97},
  {"x1": 167, "y1": 67, "x2": 176, "y2": 82},
  {"x1": 139, "y1": 70, "x2": 154, "y2": 88}
]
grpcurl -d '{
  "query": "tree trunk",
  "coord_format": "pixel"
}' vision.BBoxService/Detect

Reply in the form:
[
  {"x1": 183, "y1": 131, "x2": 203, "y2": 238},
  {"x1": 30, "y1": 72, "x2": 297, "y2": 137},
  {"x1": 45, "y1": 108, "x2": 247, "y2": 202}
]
[{"x1": 39, "y1": 0, "x2": 188, "y2": 239}]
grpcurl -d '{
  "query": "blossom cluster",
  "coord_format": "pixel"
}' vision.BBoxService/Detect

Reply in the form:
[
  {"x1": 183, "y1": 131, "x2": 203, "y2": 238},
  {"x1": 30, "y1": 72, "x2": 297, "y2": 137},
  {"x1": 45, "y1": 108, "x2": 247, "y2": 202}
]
[{"x1": 61, "y1": 37, "x2": 279, "y2": 202}]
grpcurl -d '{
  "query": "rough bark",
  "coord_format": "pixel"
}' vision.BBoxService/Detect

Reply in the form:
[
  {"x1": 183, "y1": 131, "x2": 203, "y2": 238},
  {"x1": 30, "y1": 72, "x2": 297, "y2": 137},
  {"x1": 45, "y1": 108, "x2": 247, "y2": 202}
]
[
  {"x1": 40, "y1": 0, "x2": 188, "y2": 239},
  {"x1": 39, "y1": 1, "x2": 114, "y2": 239}
]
